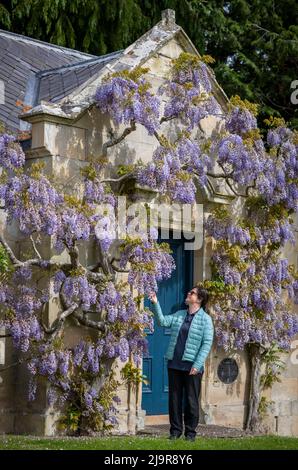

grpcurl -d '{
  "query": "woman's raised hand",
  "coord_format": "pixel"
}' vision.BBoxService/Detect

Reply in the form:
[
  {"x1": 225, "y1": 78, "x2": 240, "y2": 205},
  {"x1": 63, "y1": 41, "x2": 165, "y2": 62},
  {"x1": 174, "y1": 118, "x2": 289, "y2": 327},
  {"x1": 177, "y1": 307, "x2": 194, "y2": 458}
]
[{"x1": 148, "y1": 292, "x2": 158, "y2": 304}]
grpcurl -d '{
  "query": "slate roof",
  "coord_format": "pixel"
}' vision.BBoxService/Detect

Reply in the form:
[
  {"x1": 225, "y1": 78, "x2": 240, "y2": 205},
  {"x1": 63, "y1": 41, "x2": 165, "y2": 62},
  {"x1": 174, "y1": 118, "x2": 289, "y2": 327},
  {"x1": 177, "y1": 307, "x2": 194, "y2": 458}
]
[
  {"x1": 37, "y1": 52, "x2": 122, "y2": 104},
  {"x1": 0, "y1": 29, "x2": 122, "y2": 132}
]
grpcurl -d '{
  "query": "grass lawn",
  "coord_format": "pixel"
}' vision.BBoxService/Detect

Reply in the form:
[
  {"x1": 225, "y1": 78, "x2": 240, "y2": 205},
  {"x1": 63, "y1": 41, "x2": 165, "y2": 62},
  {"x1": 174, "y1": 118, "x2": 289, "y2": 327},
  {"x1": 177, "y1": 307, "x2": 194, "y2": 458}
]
[{"x1": 0, "y1": 435, "x2": 298, "y2": 450}]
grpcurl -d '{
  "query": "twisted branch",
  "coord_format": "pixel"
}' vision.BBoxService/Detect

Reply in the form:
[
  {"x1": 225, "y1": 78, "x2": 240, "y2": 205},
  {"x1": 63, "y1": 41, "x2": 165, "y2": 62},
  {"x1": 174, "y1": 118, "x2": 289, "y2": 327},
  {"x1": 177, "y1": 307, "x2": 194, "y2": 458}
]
[
  {"x1": 99, "y1": 172, "x2": 134, "y2": 185},
  {"x1": 0, "y1": 232, "x2": 72, "y2": 270},
  {"x1": 69, "y1": 243, "x2": 79, "y2": 269},
  {"x1": 207, "y1": 171, "x2": 234, "y2": 179},
  {"x1": 111, "y1": 262, "x2": 129, "y2": 273},
  {"x1": 0, "y1": 360, "x2": 23, "y2": 372},
  {"x1": 30, "y1": 235, "x2": 42, "y2": 260},
  {"x1": 0, "y1": 233, "x2": 19, "y2": 264},
  {"x1": 73, "y1": 310, "x2": 106, "y2": 333},
  {"x1": 153, "y1": 130, "x2": 165, "y2": 146},
  {"x1": 225, "y1": 177, "x2": 248, "y2": 198},
  {"x1": 0, "y1": 355, "x2": 32, "y2": 373},
  {"x1": 41, "y1": 302, "x2": 78, "y2": 335},
  {"x1": 102, "y1": 120, "x2": 136, "y2": 156}
]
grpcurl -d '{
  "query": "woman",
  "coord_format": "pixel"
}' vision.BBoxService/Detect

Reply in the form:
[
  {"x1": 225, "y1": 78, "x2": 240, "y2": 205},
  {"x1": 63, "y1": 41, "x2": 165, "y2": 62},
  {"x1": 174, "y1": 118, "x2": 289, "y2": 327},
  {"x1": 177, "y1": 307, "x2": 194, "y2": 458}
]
[{"x1": 148, "y1": 286, "x2": 214, "y2": 441}]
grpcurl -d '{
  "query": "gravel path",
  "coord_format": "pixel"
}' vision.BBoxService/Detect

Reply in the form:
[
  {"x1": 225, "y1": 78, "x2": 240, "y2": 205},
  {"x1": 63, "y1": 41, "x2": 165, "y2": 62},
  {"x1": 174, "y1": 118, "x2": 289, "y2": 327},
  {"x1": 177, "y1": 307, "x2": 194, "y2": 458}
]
[{"x1": 137, "y1": 424, "x2": 258, "y2": 438}]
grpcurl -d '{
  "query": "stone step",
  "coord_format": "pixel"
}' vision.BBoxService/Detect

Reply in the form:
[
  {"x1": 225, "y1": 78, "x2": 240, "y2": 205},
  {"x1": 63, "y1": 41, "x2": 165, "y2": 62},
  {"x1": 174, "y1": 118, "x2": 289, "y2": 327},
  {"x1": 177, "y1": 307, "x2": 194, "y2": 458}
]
[{"x1": 145, "y1": 415, "x2": 169, "y2": 426}]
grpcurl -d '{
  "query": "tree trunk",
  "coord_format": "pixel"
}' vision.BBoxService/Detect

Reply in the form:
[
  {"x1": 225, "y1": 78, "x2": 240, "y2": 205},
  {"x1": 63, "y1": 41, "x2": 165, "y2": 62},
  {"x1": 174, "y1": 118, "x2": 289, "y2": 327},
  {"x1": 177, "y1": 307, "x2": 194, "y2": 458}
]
[
  {"x1": 78, "y1": 358, "x2": 115, "y2": 435},
  {"x1": 245, "y1": 343, "x2": 262, "y2": 432}
]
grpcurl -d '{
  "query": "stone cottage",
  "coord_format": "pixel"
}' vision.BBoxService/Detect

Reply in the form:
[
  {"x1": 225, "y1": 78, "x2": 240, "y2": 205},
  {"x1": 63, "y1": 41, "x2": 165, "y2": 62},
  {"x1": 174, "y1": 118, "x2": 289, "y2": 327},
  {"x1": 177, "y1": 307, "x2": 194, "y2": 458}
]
[{"x1": 0, "y1": 9, "x2": 297, "y2": 436}]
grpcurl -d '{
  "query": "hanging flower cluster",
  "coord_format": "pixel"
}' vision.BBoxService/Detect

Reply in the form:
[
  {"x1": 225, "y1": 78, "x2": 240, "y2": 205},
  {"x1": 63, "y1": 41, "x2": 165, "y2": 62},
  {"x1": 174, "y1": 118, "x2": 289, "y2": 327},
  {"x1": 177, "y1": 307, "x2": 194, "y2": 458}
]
[
  {"x1": 95, "y1": 66, "x2": 160, "y2": 135},
  {"x1": 119, "y1": 236, "x2": 176, "y2": 295},
  {"x1": 159, "y1": 52, "x2": 221, "y2": 130},
  {"x1": 137, "y1": 137, "x2": 212, "y2": 203}
]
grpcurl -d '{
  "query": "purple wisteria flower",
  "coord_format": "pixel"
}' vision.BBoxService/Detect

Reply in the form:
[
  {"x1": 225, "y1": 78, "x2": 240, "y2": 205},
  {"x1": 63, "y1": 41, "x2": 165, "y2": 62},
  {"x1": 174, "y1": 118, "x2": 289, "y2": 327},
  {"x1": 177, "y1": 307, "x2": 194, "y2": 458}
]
[
  {"x1": 62, "y1": 275, "x2": 98, "y2": 310},
  {"x1": 0, "y1": 132, "x2": 25, "y2": 170},
  {"x1": 226, "y1": 106, "x2": 258, "y2": 134},
  {"x1": 119, "y1": 238, "x2": 175, "y2": 295},
  {"x1": 95, "y1": 75, "x2": 160, "y2": 135}
]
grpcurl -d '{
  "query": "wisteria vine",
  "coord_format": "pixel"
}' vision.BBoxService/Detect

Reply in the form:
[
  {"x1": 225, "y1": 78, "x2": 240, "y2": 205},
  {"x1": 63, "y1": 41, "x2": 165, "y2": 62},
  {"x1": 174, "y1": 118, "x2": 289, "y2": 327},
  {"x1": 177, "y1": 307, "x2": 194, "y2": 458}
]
[{"x1": 1, "y1": 52, "x2": 298, "y2": 434}]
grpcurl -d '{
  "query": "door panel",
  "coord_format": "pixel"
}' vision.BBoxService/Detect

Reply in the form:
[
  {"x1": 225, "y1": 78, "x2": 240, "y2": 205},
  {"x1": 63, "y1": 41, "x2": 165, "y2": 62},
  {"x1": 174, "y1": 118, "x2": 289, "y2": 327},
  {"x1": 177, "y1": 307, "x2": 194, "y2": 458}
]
[{"x1": 142, "y1": 235, "x2": 193, "y2": 415}]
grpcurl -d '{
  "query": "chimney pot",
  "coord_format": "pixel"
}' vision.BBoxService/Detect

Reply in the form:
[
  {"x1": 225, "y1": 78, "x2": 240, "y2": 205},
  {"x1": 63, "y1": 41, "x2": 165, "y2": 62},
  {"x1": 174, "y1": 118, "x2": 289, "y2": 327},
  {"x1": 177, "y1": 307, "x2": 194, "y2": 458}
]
[{"x1": 161, "y1": 9, "x2": 176, "y2": 25}]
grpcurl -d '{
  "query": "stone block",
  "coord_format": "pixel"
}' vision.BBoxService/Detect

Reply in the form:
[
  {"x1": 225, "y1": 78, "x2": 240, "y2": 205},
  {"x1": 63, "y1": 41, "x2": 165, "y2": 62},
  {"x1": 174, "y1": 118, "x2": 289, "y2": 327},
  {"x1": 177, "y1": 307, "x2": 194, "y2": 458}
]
[
  {"x1": 136, "y1": 409, "x2": 146, "y2": 431},
  {"x1": 0, "y1": 335, "x2": 5, "y2": 365},
  {"x1": 200, "y1": 115, "x2": 224, "y2": 138},
  {"x1": 9, "y1": 410, "x2": 58, "y2": 436},
  {"x1": 0, "y1": 381, "x2": 15, "y2": 409},
  {"x1": 207, "y1": 380, "x2": 247, "y2": 405},
  {"x1": 205, "y1": 403, "x2": 246, "y2": 428},
  {"x1": 292, "y1": 400, "x2": 298, "y2": 416},
  {"x1": 145, "y1": 56, "x2": 172, "y2": 79},
  {"x1": 145, "y1": 414, "x2": 168, "y2": 426},
  {"x1": 278, "y1": 400, "x2": 292, "y2": 417},
  {"x1": 158, "y1": 39, "x2": 184, "y2": 60},
  {"x1": 261, "y1": 414, "x2": 276, "y2": 435},
  {"x1": 44, "y1": 411, "x2": 60, "y2": 436},
  {"x1": 291, "y1": 417, "x2": 298, "y2": 436},
  {"x1": 276, "y1": 416, "x2": 293, "y2": 437},
  {"x1": 278, "y1": 344, "x2": 298, "y2": 378},
  {"x1": 0, "y1": 411, "x2": 15, "y2": 433},
  {"x1": 48, "y1": 123, "x2": 86, "y2": 160},
  {"x1": 272, "y1": 378, "x2": 298, "y2": 401},
  {"x1": 113, "y1": 411, "x2": 127, "y2": 434},
  {"x1": 13, "y1": 412, "x2": 46, "y2": 435}
]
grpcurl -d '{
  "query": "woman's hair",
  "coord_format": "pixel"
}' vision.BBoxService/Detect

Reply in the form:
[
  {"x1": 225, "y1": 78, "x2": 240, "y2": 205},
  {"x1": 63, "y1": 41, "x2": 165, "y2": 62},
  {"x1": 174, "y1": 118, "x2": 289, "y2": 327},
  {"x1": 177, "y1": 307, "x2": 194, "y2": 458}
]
[{"x1": 193, "y1": 286, "x2": 209, "y2": 309}]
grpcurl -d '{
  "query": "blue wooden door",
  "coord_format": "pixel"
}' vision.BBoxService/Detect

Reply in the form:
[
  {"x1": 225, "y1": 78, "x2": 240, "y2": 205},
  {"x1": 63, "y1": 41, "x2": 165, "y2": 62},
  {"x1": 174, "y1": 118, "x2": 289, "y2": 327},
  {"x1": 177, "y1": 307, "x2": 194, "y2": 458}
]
[{"x1": 142, "y1": 235, "x2": 194, "y2": 415}]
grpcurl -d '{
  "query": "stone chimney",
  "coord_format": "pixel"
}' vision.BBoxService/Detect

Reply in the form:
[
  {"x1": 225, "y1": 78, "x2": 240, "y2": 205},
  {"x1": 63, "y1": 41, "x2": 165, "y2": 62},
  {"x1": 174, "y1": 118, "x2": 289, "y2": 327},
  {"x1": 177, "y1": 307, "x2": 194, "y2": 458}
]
[{"x1": 161, "y1": 9, "x2": 176, "y2": 26}]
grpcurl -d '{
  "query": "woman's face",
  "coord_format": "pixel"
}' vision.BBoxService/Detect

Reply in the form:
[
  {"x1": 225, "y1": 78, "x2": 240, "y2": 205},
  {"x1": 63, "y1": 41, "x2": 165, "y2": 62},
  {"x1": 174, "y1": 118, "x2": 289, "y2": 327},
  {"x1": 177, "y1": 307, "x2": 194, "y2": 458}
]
[{"x1": 185, "y1": 289, "x2": 201, "y2": 306}]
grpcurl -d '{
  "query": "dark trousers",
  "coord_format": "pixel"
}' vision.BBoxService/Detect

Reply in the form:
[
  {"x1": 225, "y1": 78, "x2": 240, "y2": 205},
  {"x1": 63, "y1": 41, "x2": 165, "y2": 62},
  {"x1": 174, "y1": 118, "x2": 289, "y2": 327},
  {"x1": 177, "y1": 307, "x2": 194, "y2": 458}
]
[{"x1": 168, "y1": 368, "x2": 203, "y2": 438}]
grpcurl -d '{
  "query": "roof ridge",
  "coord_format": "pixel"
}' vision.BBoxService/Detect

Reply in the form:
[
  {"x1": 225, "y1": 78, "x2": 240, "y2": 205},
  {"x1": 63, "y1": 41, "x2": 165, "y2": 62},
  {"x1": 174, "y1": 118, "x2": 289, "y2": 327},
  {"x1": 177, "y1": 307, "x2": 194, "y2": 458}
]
[
  {"x1": 36, "y1": 50, "x2": 123, "y2": 77},
  {"x1": 0, "y1": 28, "x2": 97, "y2": 59}
]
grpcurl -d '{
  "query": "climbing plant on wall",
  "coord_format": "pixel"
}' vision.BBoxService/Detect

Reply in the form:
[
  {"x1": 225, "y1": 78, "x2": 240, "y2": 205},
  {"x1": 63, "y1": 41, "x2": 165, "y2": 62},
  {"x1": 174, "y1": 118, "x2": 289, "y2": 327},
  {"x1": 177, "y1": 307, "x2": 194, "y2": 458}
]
[{"x1": 0, "y1": 53, "x2": 298, "y2": 433}]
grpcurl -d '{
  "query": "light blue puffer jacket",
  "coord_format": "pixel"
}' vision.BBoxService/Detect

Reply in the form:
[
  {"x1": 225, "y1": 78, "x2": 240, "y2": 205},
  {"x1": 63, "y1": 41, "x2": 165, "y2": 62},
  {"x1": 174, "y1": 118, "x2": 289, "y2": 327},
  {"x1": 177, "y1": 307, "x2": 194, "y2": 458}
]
[{"x1": 151, "y1": 301, "x2": 214, "y2": 371}]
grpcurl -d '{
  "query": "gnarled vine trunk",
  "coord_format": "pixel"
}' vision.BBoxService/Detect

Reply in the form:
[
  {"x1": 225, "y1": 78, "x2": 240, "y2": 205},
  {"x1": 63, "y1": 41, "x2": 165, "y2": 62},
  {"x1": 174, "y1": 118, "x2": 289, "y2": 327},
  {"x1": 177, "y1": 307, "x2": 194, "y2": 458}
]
[{"x1": 245, "y1": 343, "x2": 262, "y2": 432}]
